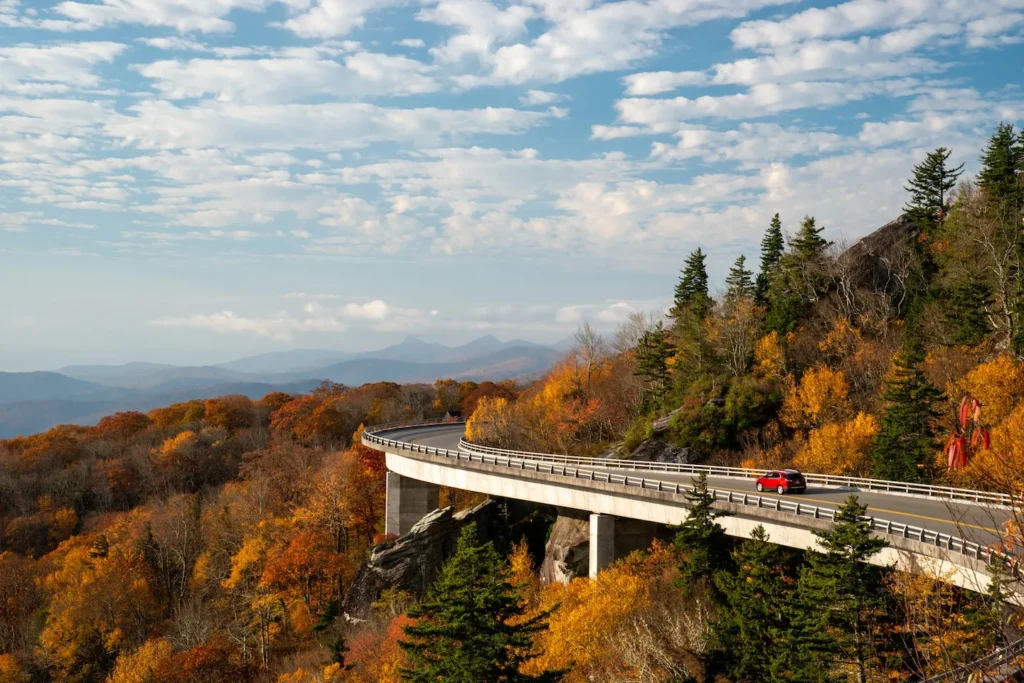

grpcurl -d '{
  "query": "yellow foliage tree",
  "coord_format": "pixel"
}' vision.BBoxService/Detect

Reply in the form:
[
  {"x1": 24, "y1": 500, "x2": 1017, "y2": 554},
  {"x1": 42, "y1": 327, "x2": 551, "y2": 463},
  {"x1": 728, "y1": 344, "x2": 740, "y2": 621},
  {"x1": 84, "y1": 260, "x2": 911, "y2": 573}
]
[
  {"x1": 818, "y1": 317, "x2": 861, "y2": 365},
  {"x1": 753, "y1": 331, "x2": 785, "y2": 380},
  {"x1": 956, "y1": 354, "x2": 1024, "y2": 425},
  {"x1": 0, "y1": 654, "x2": 28, "y2": 683},
  {"x1": 794, "y1": 412, "x2": 879, "y2": 475},
  {"x1": 524, "y1": 566, "x2": 652, "y2": 681},
  {"x1": 158, "y1": 430, "x2": 199, "y2": 459},
  {"x1": 107, "y1": 638, "x2": 173, "y2": 683},
  {"x1": 781, "y1": 366, "x2": 851, "y2": 429},
  {"x1": 964, "y1": 402, "x2": 1024, "y2": 493}
]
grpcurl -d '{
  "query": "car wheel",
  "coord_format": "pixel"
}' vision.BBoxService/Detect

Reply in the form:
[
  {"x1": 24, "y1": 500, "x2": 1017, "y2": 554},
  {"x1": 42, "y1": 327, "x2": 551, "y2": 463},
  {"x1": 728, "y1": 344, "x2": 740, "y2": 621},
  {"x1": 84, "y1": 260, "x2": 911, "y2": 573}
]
[
  {"x1": 777, "y1": 485, "x2": 785, "y2": 495},
  {"x1": 756, "y1": 483, "x2": 763, "y2": 492}
]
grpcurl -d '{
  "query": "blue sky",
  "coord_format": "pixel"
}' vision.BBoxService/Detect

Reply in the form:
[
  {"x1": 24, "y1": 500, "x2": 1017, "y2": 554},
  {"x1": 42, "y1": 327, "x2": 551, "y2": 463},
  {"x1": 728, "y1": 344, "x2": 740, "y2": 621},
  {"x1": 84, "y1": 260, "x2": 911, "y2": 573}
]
[{"x1": 1, "y1": 0, "x2": 1023, "y2": 370}]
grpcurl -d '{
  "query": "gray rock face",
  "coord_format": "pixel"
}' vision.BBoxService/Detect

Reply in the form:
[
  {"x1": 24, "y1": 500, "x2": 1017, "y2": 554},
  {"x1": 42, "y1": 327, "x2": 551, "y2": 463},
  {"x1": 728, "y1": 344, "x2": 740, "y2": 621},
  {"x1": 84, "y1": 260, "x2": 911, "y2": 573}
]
[
  {"x1": 342, "y1": 500, "x2": 499, "y2": 619},
  {"x1": 628, "y1": 438, "x2": 691, "y2": 464},
  {"x1": 539, "y1": 512, "x2": 590, "y2": 584},
  {"x1": 651, "y1": 407, "x2": 682, "y2": 434}
]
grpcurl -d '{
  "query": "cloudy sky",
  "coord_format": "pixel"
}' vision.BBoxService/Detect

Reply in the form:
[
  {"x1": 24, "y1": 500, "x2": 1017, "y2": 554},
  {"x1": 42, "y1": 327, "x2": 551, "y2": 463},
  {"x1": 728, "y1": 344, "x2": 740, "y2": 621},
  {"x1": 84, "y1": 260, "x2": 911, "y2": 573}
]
[{"x1": 1, "y1": 0, "x2": 1022, "y2": 370}]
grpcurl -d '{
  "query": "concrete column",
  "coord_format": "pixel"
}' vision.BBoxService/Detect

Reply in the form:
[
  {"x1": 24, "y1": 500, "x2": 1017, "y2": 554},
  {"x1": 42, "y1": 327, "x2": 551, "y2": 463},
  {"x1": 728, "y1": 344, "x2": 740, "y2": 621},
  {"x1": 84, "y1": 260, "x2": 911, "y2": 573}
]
[
  {"x1": 385, "y1": 471, "x2": 440, "y2": 537},
  {"x1": 589, "y1": 513, "x2": 615, "y2": 578}
]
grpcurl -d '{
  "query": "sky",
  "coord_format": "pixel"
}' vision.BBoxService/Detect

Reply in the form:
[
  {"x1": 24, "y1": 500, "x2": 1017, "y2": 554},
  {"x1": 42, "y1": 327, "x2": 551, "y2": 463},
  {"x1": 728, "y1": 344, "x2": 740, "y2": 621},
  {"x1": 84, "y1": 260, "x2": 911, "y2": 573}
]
[{"x1": 1, "y1": 0, "x2": 1023, "y2": 371}]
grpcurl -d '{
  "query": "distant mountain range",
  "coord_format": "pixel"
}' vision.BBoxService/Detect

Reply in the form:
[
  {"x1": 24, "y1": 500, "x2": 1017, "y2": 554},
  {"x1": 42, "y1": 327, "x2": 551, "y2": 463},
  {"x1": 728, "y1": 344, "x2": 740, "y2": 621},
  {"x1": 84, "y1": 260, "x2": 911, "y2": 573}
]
[{"x1": 0, "y1": 336, "x2": 566, "y2": 438}]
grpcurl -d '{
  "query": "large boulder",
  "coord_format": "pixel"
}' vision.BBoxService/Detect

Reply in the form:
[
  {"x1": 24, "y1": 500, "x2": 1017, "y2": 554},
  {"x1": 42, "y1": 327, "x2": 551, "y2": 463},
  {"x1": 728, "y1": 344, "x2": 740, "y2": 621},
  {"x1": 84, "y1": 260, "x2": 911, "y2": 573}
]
[
  {"x1": 539, "y1": 512, "x2": 590, "y2": 584},
  {"x1": 628, "y1": 438, "x2": 691, "y2": 464},
  {"x1": 342, "y1": 500, "x2": 499, "y2": 620}
]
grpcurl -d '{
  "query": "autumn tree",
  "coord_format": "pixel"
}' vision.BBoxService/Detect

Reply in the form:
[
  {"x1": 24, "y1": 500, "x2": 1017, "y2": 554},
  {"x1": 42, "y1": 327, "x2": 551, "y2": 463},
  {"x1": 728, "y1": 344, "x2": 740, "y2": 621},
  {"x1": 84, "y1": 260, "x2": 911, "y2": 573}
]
[
  {"x1": 399, "y1": 523, "x2": 560, "y2": 682},
  {"x1": 795, "y1": 412, "x2": 879, "y2": 475},
  {"x1": 780, "y1": 365, "x2": 851, "y2": 430}
]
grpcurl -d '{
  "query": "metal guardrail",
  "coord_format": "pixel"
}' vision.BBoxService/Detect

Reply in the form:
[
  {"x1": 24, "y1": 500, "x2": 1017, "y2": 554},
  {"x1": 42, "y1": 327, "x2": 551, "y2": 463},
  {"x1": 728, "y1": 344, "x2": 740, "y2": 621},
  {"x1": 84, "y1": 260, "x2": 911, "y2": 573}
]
[
  {"x1": 363, "y1": 421, "x2": 1020, "y2": 575},
  {"x1": 921, "y1": 637, "x2": 1024, "y2": 682},
  {"x1": 364, "y1": 419, "x2": 1023, "y2": 682},
  {"x1": 458, "y1": 439, "x2": 1015, "y2": 507}
]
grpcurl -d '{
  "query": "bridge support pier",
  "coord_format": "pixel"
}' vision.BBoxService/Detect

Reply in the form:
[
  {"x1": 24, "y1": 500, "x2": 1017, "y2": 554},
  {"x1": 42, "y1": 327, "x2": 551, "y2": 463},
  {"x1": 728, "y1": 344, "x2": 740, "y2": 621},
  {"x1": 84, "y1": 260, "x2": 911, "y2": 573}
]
[
  {"x1": 589, "y1": 515, "x2": 671, "y2": 578},
  {"x1": 385, "y1": 471, "x2": 440, "y2": 537},
  {"x1": 589, "y1": 513, "x2": 615, "y2": 578}
]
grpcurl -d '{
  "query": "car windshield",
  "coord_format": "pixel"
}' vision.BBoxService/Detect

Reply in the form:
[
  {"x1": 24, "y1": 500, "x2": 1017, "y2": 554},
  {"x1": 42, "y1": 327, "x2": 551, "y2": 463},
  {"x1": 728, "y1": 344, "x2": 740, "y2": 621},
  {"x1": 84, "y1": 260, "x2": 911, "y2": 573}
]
[{"x1": 785, "y1": 473, "x2": 803, "y2": 480}]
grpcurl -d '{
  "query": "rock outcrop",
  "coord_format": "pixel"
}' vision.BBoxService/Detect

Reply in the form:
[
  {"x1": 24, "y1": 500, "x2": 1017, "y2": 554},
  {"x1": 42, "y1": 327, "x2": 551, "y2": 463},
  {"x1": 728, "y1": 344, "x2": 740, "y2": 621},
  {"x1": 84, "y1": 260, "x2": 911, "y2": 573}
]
[
  {"x1": 628, "y1": 438, "x2": 691, "y2": 464},
  {"x1": 539, "y1": 512, "x2": 590, "y2": 584},
  {"x1": 342, "y1": 500, "x2": 500, "y2": 619}
]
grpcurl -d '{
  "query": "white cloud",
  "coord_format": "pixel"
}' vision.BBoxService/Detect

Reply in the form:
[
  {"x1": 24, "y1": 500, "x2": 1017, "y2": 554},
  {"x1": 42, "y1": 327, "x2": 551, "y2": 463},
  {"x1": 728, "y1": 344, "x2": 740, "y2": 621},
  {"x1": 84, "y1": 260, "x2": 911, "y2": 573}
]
[
  {"x1": 280, "y1": 0, "x2": 407, "y2": 38},
  {"x1": 0, "y1": 42, "x2": 126, "y2": 93},
  {"x1": 136, "y1": 52, "x2": 438, "y2": 103},
  {"x1": 623, "y1": 70, "x2": 708, "y2": 96},
  {"x1": 341, "y1": 299, "x2": 390, "y2": 320},
  {"x1": 55, "y1": 0, "x2": 284, "y2": 33},
  {"x1": 149, "y1": 310, "x2": 345, "y2": 340},
  {"x1": 453, "y1": 0, "x2": 791, "y2": 87},
  {"x1": 519, "y1": 89, "x2": 567, "y2": 106},
  {"x1": 103, "y1": 100, "x2": 554, "y2": 150},
  {"x1": 730, "y1": 0, "x2": 1023, "y2": 49},
  {"x1": 396, "y1": 38, "x2": 426, "y2": 48}
]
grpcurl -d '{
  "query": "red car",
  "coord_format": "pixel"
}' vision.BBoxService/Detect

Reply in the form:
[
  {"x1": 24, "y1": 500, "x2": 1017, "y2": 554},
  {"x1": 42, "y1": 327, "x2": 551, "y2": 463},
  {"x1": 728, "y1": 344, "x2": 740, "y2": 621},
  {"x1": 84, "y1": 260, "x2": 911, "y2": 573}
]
[{"x1": 756, "y1": 469, "x2": 806, "y2": 494}]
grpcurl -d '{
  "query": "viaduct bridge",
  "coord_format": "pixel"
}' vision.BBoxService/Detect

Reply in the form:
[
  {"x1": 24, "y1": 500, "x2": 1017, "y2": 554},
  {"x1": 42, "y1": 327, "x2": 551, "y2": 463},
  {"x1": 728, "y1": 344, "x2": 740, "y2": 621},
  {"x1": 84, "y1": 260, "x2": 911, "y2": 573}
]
[{"x1": 362, "y1": 420, "x2": 1024, "y2": 680}]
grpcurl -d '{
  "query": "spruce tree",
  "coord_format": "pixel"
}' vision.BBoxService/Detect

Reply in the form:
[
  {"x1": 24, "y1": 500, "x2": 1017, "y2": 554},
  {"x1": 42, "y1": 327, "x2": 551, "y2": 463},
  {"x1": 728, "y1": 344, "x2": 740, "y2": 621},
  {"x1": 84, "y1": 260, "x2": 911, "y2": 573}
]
[
  {"x1": 755, "y1": 213, "x2": 785, "y2": 305},
  {"x1": 712, "y1": 526, "x2": 798, "y2": 682},
  {"x1": 764, "y1": 216, "x2": 830, "y2": 334},
  {"x1": 871, "y1": 336, "x2": 943, "y2": 483},
  {"x1": 672, "y1": 247, "x2": 711, "y2": 321},
  {"x1": 904, "y1": 147, "x2": 964, "y2": 234},
  {"x1": 634, "y1": 321, "x2": 671, "y2": 408},
  {"x1": 400, "y1": 523, "x2": 560, "y2": 682},
  {"x1": 675, "y1": 473, "x2": 732, "y2": 595},
  {"x1": 790, "y1": 215, "x2": 830, "y2": 261},
  {"x1": 790, "y1": 495, "x2": 896, "y2": 683},
  {"x1": 725, "y1": 254, "x2": 755, "y2": 302},
  {"x1": 944, "y1": 280, "x2": 992, "y2": 346},
  {"x1": 978, "y1": 122, "x2": 1024, "y2": 217}
]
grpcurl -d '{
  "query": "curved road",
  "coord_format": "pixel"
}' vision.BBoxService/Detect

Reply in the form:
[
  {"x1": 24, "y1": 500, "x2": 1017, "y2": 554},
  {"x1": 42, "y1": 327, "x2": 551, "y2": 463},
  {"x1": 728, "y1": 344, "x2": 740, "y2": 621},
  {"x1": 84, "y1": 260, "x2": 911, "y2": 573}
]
[{"x1": 397, "y1": 423, "x2": 1013, "y2": 549}]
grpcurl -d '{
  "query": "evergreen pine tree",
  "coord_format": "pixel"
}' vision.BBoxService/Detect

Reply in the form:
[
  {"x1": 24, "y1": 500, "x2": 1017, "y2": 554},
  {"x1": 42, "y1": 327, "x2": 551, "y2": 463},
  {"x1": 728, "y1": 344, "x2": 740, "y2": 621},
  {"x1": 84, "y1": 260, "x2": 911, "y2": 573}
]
[
  {"x1": 634, "y1": 321, "x2": 671, "y2": 408},
  {"x1": 672, "y1": 248, "x2": 711, "y2": 321},
  {"x1": 944, "y1": 280, "x2": 992, "y2": 346},
  {"x1": 790, "y1": 215, "x2": 830, "y2": 261},
  {"x1": 755, "y1": 213, "x2": 785, "y2": 305},
  {"x1": 674, "y1": 473, "x2": 732, "y2": 595},
  {"x1": 725, "y1": 254, "x2": 755, "y2": 302},
  {"x1": 871, "y1": 336, "x2": 943, "y2": 483},
  {"x1": 790, "y1": 495, "x2": 896, "y2": 683},
  {"x1": 400, "y1": 523, "x2": 560, "y2": 683},
  {"x1": 978, "y1": 123, "x2": 1024, "y2": 217},
  {"x1": 711, "y1": 526, "x2": 798, "y2": 682},
  {"x1": 904, "y1": 147, "x2": 964, "y2": 234},
  {"x1": 764, "y1": 216, "x2": 830, "y2": 335}
]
